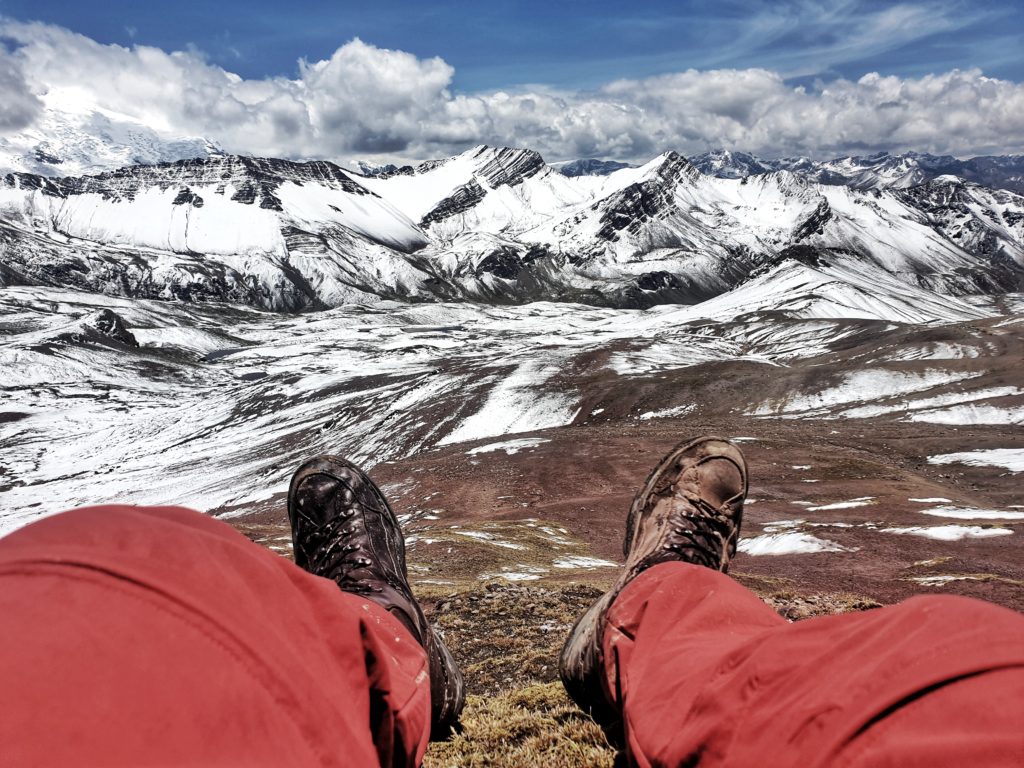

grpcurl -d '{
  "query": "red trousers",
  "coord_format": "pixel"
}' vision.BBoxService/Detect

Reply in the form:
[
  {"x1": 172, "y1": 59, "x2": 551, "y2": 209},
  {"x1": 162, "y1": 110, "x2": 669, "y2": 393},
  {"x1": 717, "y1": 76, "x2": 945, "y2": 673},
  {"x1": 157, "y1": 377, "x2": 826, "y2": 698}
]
[
  {"x1": 0, "y1": 506, "x2": 431, "y2": 768},
  {"x1": 1, "y1": 506, "x2": 1023, "y2": 767},
  {"x1": 604, "y1": 563, "x2": 1024, "y2": 767}
]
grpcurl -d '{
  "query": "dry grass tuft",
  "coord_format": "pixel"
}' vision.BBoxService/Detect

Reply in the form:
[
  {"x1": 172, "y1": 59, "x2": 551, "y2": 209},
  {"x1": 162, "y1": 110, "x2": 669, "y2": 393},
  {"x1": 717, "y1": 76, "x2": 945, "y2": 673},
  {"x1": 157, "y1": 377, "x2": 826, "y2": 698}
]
[{"x1": 423, "y1": 682, "x2": 615, "y2": 768}]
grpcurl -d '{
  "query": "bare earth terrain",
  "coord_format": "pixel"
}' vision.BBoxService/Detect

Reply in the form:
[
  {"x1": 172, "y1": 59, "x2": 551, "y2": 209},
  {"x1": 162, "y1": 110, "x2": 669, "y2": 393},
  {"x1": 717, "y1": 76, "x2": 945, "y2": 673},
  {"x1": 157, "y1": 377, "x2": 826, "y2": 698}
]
[{"x1": 231, "y1": 417, "x2": 1022, "y2": 766}]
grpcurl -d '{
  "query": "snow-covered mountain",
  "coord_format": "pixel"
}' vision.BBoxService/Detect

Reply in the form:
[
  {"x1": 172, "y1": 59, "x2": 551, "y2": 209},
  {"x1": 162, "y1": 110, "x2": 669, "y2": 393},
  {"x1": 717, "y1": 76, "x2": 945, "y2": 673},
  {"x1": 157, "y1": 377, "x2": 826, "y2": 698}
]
[
  {"x1": 2, "y1": 144, "x2": 1023, "y2": 312},
  {"x1": 0, "y1": 91, "x2": 218, "y2": 177},
  {"x1": 691, "y1": 150, "x2": 1024, "y2": 194},
  {"x1": 0, "y1": 155, "x2": 436, "y2": 310}
]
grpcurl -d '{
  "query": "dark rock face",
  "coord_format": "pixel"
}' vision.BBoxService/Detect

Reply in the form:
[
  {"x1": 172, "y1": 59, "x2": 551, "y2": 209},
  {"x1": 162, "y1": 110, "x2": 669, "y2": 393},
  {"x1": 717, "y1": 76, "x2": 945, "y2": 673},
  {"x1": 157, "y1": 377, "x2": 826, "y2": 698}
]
[
  {"x1": 1, "y1": 155, "x2": 375, "y2": 206},
  {"x1": 229, "y1": 181, "x2": 258, "y2": 204},
  {"x1": 88, "y1": 309, "x2": 139, "y2": 346},
  {"x1": 55, "y1": 308, "x2": 140, "y2": 348},
  {"x1": 172, "y1": 188, "x2": 204, "y2": 207},
  {"x1": 469, "y1": 146, "x2": 546, "y2": 188},
  {"x1": 635, "y1": 270, "x2": 683, "y2": 292},
  {"x1": 594, "y1": 152, "x2": 697, "y2": 242},
  {"x1": 33, "y1": 149, "x2": 63, "y2": 166},
  {"x1": 775, "y1": 244, "x2": 829, "y2": 268},
  {"x1": 421, "y1": 180, "x2": 488, "y2": 227},
  {"x1": 616, "y1": 268, "x2": 731, "y2": 309},
  {"x1": 475, "y1": 248, "x2": 524, "y2": 280},
  {"x1": 793, "y1": 200, "x2": 832, "y2": 241}
]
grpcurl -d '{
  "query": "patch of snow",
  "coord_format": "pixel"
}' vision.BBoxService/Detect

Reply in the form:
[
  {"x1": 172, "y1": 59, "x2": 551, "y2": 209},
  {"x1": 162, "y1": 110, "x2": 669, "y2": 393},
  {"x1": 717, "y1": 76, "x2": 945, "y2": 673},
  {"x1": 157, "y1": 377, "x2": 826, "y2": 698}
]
[
  {"x1": 909, "y1": 497, "x2": 952, "y2": 503},
  {"x1": 919, "y1": 506, "x2": 1024, "y2": 520},
  {"x1": 752, "y1": 369, "x2": 982, "y2": 418},
  {"x1": 638, "y1": 404, "x2": 696, "y2": 420},
  {"x1": 466, "y1": 437, "x2": 551, "y2": 455},
  {"x1": 807, "y1": 498, "x2": 874, "y2": 511},
  {"x1": 480, "y1": 566, "x2": 548, "y2": 582},
  {"x1": 928, "y1": 449, "x2": 1024, "y2": 473},
  {"x1": 438, "y1": 359, "x2": 580, "y2": 445},
  {"x1": 552, "y1": 555, "x2": 618, "y2": 569},
  {"x1": 881, "y1": 525, "x2": 1014, "y2": 541},
  {"x1": 908, "y1": 575, "x2": 985, "y2": 586},
  {"x1": 908, "y1": 405, "x2": 1024, "y2": 425},
  {"x1": 738, "y1": 532, "x2": 853, "y2": 555}
]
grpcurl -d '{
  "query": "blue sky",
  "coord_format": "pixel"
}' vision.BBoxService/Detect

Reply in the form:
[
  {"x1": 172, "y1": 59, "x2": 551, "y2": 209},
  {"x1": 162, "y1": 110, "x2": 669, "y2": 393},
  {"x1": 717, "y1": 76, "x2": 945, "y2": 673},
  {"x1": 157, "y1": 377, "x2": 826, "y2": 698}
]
[{"x1": 2, "y1": 0, "x2": 1021, "y2": 91}]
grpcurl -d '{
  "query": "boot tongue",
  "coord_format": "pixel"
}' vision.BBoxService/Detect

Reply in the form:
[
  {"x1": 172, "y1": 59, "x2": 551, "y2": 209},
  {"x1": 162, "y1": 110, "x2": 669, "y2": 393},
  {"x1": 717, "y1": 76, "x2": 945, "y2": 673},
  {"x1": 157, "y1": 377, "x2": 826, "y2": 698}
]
[
  {"x1": 296, "y1": 475, "x2": 343, "y2": 525},
  {"x1": 694, "y1": 457, "x2": 744, "y2": 509}
]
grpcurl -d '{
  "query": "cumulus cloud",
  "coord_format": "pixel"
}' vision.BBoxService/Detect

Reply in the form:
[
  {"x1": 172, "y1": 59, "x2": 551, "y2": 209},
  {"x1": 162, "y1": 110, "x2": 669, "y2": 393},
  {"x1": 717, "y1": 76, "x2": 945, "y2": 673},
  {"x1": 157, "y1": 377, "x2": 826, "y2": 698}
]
[{"x1": 1, "y1": 18, "x2": 1023, "y2": 165}]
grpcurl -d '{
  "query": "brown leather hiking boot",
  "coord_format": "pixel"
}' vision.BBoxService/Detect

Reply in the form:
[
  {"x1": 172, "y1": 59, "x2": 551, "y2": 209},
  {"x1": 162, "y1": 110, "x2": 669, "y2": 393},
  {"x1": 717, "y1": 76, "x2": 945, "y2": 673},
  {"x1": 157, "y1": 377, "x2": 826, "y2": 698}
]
[
  {"x1": 288, "y1": 456, "x2": 465, "y2": 739},
  {"x1": 559, "y1": 436, "x2": 747, "y2": 740}
]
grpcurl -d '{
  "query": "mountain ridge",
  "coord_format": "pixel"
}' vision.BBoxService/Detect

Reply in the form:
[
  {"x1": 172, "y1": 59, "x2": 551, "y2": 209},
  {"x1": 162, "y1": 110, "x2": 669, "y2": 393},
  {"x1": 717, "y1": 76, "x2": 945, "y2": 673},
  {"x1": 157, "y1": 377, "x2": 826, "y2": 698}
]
[{"x1": 2, "y1": 144, "x2": 1022, "y2": 313}]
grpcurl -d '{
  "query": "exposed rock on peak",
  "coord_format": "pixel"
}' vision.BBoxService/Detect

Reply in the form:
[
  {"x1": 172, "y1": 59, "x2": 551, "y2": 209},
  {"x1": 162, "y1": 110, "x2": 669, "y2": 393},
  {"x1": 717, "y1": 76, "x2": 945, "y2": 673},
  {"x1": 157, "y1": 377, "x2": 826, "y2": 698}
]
[
  {"x1": 592, "y1": 152, "x2": 698, "y2": 242},
  {"x1": 52, "y1": 308, "x2": 139, "y2": 348},
  {"x1": 466, "y1": 145, "x2": 547, "y2": 188}
]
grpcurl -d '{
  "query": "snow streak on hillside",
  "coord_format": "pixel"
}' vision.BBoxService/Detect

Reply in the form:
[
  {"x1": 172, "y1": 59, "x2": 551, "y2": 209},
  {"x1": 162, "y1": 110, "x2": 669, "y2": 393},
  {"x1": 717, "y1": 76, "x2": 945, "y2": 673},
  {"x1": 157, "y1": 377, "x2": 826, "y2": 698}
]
[{"x1": 2, "y1": 279, "x2": 1021, "y2": 533}]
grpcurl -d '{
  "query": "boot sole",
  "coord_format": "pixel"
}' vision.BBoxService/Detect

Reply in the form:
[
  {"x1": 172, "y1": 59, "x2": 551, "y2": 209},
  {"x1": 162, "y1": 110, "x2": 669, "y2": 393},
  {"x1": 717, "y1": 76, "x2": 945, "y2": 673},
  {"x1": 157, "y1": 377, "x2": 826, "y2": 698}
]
[{"x1": 623, "y1": 435, "x2": 748, "y2": 557}]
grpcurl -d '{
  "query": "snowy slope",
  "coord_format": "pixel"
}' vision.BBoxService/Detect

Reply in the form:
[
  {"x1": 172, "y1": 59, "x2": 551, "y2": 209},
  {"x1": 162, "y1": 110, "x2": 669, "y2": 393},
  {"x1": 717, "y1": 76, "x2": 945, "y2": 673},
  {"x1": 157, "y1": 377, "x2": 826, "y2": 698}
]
[{"x1": 1, "y1": 280, "x2": 1018, "y2": 533}]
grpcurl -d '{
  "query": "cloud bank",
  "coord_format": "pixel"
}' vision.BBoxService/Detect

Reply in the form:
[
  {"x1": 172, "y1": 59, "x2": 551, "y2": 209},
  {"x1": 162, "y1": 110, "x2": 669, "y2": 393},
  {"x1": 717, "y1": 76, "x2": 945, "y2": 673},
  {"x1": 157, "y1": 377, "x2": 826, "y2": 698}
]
[{"x1": 2, "y1": 19, "x2": 1023, "y2": 165}]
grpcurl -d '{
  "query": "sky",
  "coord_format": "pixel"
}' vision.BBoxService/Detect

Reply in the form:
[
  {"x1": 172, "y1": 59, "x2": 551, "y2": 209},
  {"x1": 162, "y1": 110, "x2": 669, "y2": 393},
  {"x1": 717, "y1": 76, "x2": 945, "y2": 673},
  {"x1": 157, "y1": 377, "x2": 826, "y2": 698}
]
[{"x1": 0, "y1": 0, "x2": 1022, "y2": 164}]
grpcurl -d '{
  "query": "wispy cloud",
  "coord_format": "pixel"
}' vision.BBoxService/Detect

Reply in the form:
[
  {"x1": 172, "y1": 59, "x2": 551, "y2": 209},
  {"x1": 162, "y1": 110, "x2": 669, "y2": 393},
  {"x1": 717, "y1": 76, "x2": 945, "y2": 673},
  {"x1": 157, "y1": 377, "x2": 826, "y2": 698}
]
[{"x1": 697, "y1": 0, "x2": 993, "y2": 77}]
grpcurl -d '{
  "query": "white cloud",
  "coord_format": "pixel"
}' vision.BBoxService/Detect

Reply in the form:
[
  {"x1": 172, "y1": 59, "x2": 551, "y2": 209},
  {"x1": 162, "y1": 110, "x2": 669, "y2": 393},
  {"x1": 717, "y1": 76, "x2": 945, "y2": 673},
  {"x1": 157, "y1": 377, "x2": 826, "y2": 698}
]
[
  {"x1": 0, "y1": 48, "x2": 41, "y2": 131},
  {"x1": 1, "y1": 19, "x2": 1023, "y2": 166}
]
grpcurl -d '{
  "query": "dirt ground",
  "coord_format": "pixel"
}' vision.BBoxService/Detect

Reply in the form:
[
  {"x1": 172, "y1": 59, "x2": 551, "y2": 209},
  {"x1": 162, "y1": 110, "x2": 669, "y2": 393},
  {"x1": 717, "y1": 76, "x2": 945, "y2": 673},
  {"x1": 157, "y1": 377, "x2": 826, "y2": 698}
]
[
  {"x1": 234, "y1": 417, "x2": 1024, "y2": 611},
  {"x1": 228, "y1": 416, "x2": 1022, "y2": 765}
]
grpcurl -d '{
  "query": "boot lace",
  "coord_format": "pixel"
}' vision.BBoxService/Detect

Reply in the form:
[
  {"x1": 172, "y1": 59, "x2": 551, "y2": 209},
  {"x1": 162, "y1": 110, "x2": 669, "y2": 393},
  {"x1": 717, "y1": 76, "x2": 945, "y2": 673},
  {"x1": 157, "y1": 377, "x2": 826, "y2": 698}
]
[
  {"x1": 664, "y1": 494, "x2": 736, "y2": 569},
  {"x1": 297, "y1": 507, "x2": 383, "y2": 595}
]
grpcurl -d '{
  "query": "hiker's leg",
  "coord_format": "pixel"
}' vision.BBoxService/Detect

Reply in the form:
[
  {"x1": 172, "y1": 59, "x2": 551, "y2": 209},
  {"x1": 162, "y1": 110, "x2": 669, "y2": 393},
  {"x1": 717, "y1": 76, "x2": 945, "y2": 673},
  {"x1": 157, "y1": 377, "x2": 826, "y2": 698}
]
[
  {"x1": 0, "y1": 505, "x2": 431, "y2": 768},
  {"x1": 604, "y1": 561, "x2": 1024, "y2": 768}
]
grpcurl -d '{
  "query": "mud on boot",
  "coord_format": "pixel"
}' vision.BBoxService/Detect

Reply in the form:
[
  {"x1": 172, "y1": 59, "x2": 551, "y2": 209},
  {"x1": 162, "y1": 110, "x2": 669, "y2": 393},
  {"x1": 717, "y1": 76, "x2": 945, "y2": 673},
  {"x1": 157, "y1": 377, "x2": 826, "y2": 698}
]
[
  {"x1": 559, "y1": 436, "x2": 748, "y2": 743},
  {"x1": 288, "y1": 455, "x2": 465, "y2": 739}
]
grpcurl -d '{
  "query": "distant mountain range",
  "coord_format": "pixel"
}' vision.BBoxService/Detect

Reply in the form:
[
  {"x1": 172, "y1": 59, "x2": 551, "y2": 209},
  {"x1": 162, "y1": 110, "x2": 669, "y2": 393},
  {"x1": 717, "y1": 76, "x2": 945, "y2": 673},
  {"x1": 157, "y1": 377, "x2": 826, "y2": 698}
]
[
  {"x1": 558, "y1": 150, "x2": 1024, "y2": 195},
  {"x1": 687, "y1": 149, "x2": 1024, "y2": 195},
  {"x1": 2, "y1": 142, "x2": 1022, "y2": 312}
]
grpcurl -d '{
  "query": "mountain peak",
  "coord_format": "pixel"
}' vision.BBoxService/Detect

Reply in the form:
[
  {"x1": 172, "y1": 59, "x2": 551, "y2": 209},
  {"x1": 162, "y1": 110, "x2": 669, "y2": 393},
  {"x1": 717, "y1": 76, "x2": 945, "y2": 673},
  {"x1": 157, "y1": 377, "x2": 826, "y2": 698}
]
[{"x1": 556, "y1": 158, "x2": 635, "y2": 177}]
